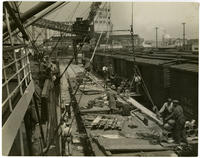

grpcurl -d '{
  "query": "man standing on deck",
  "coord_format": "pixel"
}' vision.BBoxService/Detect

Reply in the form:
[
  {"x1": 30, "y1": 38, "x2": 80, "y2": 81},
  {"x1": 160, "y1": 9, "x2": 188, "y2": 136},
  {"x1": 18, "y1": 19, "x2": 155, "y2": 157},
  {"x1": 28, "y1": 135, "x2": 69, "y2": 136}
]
[
  {"x1": 61, "y1": 120, "x2": 72, "y2": 155},
  {"x1": 65, "y1": 103, "x2": 71, "y2": 119},
  {"x1": 165, "y1": 100, "x2": 188, "y2": 144},
  {"x1": 107, "y1": 91, "x2": 118, "y2": 113},
  {"x1": 102, "y1": 65, "x2": 108, "y2": 88}
]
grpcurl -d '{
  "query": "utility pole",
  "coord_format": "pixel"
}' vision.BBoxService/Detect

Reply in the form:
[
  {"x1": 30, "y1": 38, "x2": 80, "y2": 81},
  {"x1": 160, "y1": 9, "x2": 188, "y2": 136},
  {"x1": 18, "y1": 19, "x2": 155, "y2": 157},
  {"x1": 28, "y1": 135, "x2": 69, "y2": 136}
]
[
  {"x1": 182, "y1": 22, "x2": 186, "y2": 50},
  {"x1": 131, "y1": 2, "x2": 135, "y2": 63},
  {"x1": 155, "y1": 27, "x2": 158, "y2": 48}
]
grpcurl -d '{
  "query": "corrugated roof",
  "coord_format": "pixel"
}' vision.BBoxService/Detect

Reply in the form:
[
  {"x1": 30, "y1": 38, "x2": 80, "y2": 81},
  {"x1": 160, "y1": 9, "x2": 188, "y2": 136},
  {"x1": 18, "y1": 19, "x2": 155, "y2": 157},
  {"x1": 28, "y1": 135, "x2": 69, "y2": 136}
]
[
  {"x1": 170, "y1": 63, "x2": 198, "y2": 73},
  {"x1": 97, "y1": 53, "x2": 169, "y2": 65},
  {"x1": 96, "y1": 53, "x2": 198, "y2": 73}
]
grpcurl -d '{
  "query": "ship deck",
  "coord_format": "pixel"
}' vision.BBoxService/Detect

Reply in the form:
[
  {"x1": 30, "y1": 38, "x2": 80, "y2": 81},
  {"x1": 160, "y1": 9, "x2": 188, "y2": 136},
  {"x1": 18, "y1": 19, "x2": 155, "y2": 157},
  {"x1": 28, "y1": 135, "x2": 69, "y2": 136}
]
[{"x1": 59, "y1": 59, "x2": 180, "y2": 156}]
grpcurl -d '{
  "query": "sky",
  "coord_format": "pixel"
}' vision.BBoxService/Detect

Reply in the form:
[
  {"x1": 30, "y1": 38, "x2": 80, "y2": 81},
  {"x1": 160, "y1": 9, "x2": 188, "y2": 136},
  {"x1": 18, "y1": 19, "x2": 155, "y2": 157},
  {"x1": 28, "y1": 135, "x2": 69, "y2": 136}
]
[{"x1": 20, "y1": 2, "x2": 199, "y2": 41}]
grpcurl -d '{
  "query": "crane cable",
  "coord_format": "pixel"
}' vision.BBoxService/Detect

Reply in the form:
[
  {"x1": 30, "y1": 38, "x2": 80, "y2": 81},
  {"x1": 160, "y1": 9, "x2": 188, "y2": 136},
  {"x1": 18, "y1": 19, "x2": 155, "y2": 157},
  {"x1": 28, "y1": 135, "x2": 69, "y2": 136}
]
[
  {"x1": 41, "y1": 3, "x2": 107, "y2": 154},
  {"x1": 57, "y1": 2, "x2": 106, "y2": 80},
  {"x1": 43, "y1": 30, "x2": 103, "y2": 154},
  {"x1": 42, "y1": 4, "x2": 108, "y2": 151},
  {"x1": 48, "y1": 2, "x2": 80, "y2": 58},
  {"x1": 130, "y1": 2, "x2": 157, "y2": 111}
]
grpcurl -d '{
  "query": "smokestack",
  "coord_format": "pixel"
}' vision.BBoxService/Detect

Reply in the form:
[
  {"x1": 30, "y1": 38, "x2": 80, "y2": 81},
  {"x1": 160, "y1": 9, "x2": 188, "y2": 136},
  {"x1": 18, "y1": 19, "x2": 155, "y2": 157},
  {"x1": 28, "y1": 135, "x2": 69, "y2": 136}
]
[
  {"x1": 182, "y1": 22, "x2": 186, "y2": 50},
  {"x1": 155, "y1": 27, "x2": 158, "y2": 48}
]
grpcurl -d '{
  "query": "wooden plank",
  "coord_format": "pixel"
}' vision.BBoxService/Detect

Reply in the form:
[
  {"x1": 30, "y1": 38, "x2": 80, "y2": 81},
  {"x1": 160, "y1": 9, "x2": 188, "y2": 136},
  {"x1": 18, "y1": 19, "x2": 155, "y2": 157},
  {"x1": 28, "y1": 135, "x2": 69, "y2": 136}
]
[
  {"x1": 113, "y1": 150, "x2": 177, "y2": 156},
  {"x1": 2, "y1": 80, "x2": 35, "y2": 155},
  {"x1": 126, "y1": 97, "x2": 163, "y2": 125},
  {"x1": 97, "y1": 137, "x2": 167, "y2": 152},
  {"x1": 71, "y1": 64, "x2": 83, "y2": 74},
  {"x1": 67, "y1": 66, "x2": 76, "y2": 78},
  {"x1": 59, "y1": 62, "x2": 71, "y2": 109},
  {"x1": 81, "y1": 107, "x2": 110, "y2": 114},
  {"x1": 91, "y1": 115, "x2": 103, "y2": 126}
]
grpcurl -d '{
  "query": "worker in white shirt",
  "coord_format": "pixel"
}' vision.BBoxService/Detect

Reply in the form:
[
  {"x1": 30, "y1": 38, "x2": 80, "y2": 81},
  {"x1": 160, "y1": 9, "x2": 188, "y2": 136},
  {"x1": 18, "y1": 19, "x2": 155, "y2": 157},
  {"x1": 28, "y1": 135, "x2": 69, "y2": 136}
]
[
  {"x1": 134, "y1": 73, "x2": 141, "y2": 94},
  {"x1": 102, "y1": 66, "x2": 108, "y2": 88},
  {"x1": 102, "y1": 65, "x2": 108, "y2": 74},
  {"x1": 159, "y1": 98, "x2": 174, "y2": 123},
  {"x1": 60, "y1": 120, "x2": 72, "y2": 155}
]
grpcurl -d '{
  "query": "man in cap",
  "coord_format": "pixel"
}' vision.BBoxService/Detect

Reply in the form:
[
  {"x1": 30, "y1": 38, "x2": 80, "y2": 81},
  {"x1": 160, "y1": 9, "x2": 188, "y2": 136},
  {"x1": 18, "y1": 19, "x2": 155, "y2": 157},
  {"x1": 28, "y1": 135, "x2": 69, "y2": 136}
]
[{"x1": 165, "y1": 100, "x2": 187, "y2": 144}]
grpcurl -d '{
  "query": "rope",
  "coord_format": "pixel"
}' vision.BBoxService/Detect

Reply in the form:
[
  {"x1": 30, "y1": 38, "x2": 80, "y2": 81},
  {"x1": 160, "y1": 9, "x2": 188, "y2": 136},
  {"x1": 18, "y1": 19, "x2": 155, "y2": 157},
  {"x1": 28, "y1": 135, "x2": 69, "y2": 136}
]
[
  {"x1": 89, "y1": 32, "x2": 103, "y2": 63},
  {"x1": 42, "y1": 19, "x2": 104, "y2": 154},
  {"x1": 135, "y1": 66, "x2": 156, "y2": 109},
  {"x1": 65, "y1": 2, "x2": 80, "y2": 21},
  {"x1": 43, "y1": 62, "x2": 88, "y2": 155},
  {"x1": 48, "y1": 2, "x2": 80, "y2": 58},
  {"x1": 58, "y1": 37, "x2": 87, "y2": 80},
  {"x1": 129, "y1": 2, "x2": 157, "y2": 111},
  {"x1": 38, "y1": 2, "x2": 106, "y2": 154}
]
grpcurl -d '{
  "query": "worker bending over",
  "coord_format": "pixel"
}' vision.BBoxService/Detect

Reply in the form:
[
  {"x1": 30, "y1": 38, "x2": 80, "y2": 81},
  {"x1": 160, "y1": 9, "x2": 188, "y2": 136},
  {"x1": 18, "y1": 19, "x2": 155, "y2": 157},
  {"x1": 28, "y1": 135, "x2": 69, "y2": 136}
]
[
  {"x1": 159, "y1": 98, "x2": 173, "y2": 122},
  {"x1": 165, "y1": 100, "x2": 188, "y2": 144}
]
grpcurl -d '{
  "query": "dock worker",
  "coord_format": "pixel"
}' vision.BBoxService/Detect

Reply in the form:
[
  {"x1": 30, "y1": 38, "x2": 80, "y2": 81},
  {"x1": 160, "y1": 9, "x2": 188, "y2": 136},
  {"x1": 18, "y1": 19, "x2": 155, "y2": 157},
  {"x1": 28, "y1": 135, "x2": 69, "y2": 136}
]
[
  {"x1": 158, "y1": 98, "x2": 173, "y2": 122},
  {"x1": 102, "y1": 65, "x2": 108, "y2": 88},
  {"x1": 60, "y1": 120, "x2": 72, "y2": 155},
  {"x1": 110, "y1": 73, "x2": 116, "y2": 86},
  {"x1": 107, "y1": 91, "x2": 118, "y2": 114},
  {"x1": 134, "y1": 73, "x2": 141, "y2": 94},
  {"x1": 165, "y1": 100, "x2": 188, "y2": 144},
  {"x1": 65, "y1": 103, "x2": 71, "y2": 119}
]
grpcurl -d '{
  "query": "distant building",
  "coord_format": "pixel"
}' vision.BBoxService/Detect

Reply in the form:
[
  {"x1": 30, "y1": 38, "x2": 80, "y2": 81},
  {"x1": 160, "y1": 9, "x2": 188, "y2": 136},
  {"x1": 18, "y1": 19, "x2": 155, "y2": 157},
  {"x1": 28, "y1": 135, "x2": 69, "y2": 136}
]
[
  {"x1": 192, "y1": 43, "x2": 198, "y2": 52},
  {"x1": 174, "y1": 38, "x2": 188, "y2": 47},
  {"x1": 94, "y1": 3, "x2": 113, "y2": 33},
  {"x1": 185, "y1": 39, "x2": 199, "y2": 52},
  {"x1": 145, "y1": 40, "x2": 162, "y2": 47},
  {"x1": 109, "y1": 32, "x2": 144, "y2": 48},
  {"x1": 142, "y1": 41, "x2": 152, "y2": 48}
]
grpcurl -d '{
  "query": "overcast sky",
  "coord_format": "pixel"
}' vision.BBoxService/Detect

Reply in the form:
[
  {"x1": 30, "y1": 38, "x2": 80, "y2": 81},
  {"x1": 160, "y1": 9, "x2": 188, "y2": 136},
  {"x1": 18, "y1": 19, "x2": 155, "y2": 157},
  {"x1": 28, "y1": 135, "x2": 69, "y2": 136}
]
[{"x1": 20, "y1": 2, "x2": 199, "y2": 41}]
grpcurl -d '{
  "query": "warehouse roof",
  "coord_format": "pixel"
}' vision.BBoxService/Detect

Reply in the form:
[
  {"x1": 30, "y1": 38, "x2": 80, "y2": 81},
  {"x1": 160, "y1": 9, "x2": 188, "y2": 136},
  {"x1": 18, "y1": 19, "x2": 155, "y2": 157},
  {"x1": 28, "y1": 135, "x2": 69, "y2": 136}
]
[
  {"x1": 97, "y1": 53, "x2": 170, "y2": 65},
  {"x1": 96, "y1": 52, "x2": 198, "y2": 73},
  {"x1": 170, "y1": 63, "x2": 198, "y2": 73}
]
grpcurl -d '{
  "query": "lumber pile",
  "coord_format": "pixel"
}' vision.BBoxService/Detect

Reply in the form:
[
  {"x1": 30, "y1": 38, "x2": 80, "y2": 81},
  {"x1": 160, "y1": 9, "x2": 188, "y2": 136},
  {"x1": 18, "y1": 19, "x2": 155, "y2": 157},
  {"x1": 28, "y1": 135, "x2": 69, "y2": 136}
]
[{"x1": 126, "y1": 97, "x2": 163, "y2": 125}]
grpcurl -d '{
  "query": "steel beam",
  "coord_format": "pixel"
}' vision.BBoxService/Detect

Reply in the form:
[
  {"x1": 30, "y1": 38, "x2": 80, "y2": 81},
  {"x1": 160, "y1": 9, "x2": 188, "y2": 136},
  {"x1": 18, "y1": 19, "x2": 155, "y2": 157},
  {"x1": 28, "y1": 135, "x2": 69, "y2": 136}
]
[
  {"x1": 3, "y1": 2, "x2": 55, "y2": 33},
  {"x1": 4, "y1": 2, "x2": 29, "y2": 40},
  {"x1": 3, "y1": 2, "x2": 66, "y2": 40}
]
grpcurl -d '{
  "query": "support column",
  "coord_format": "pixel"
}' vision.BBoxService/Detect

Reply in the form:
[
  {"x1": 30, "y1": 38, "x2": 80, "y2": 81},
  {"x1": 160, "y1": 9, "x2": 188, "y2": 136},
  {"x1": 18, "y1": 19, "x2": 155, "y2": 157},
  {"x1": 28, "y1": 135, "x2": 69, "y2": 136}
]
[{"x1": 19, "y1": 125, "x2": 24, "y2": 156}]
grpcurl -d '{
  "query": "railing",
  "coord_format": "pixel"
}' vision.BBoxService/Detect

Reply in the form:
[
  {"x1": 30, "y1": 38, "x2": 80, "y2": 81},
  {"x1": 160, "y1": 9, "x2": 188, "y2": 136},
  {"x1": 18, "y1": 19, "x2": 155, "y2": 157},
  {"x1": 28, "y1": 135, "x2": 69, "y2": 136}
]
[
  {"x1": 2, "y1": 45, "x2": 36, "y2": 155},
  {"x1": 2, "y1": 46, "x2": 32, "y2": 125}
]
